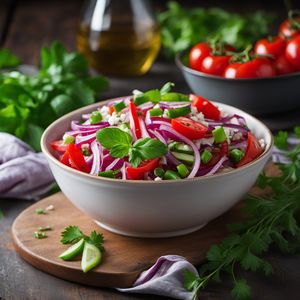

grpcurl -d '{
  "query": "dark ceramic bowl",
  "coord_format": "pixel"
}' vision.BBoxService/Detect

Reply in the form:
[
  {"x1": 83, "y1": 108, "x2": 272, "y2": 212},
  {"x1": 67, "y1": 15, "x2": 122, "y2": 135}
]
[{"x1": 176, "y1": 51, "x2": 300, "y2": 116}]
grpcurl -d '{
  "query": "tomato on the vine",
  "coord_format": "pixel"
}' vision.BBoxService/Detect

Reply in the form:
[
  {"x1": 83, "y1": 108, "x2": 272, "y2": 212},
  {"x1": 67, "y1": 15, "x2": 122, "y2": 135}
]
[
  {"x1": 189, "y1": 42, "x2": 211, "y2": 72},
  {"x1": 285, "y1": 35, "x2": 300, "y2": 70},
  {"x1": 279, "y1": 17, "x2": 300, "y2": 39},
  {"x1": 200, "y1": 55, "x2": 231, "y2": 76},
  {"x1": 171, "y1": 117, "x2": 208, "y2": 140},
  {"x1": 254, "y1": 36, "x2": 286, "y2": 59},
  {"x1": 224, "y1": 57, "x2": 275, "y2": 78},
  {"x1": 274, "y1": 53, "x2": 296, "y2": 75}
]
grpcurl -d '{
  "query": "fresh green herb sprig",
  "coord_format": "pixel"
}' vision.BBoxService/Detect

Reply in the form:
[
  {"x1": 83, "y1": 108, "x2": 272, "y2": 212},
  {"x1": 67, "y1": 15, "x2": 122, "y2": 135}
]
[
  {"x1": 158, "y1": 1, "x2": 273, "y2": 57},
  {"x1": 96, "y1": 128, "x2": 168, "y2": 167},
  {"x1": 35, "y1": 208, "x2": 46, "y2": 215},
  {"x1": 0, "y1": 42, "x2": 108, "y2": 151},
  {"x1": 60, "y1": 225, "x2": 104, "y2": 252},
  {"x1": 185, "y1": 130, "x2": 300, "y2": 299}
]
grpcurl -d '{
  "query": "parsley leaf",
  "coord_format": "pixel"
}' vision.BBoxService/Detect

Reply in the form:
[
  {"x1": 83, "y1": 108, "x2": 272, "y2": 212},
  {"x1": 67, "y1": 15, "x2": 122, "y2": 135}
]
[
  {"x1": 0, "y1": 48, "x2": 20, "y2": 68},
  {"x1": 60, "y1": 225, "x2": 84, "y2": 244},
  {"x1": 274, "y1": 130, "x2": 288, "y2": 149},
  {"x1": 87, "y1": 230, "x2": 104, "y2": 252},
  {"x1": 184, "y1": 126, "x2": 300, "y2": 299}
]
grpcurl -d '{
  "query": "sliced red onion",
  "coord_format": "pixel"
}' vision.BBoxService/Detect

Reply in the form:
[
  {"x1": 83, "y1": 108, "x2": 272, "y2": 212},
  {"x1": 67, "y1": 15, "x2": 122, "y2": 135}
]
[
  {"x1": 148, "y1": 129, "x2": 167, "y2": 144},
  {"x1": 105, "y1": 158, "x2": 122, "y2": 171},
  {"x1": 229, "y1": 140, "x2": 248, "y2": 150},
  {"x1": 150, "y1": 116, "x2": 171, "y2": 123},
  {"x1": 90, "y1": 141, "x2": 103, "y2": 175},
  {"x1": 159, "y1": 125, "x2": 200, "y2": 178},
  {"x1": 75, "y1": 132, "x2": 96, "y2": 145},
  {"x1": 159, "y1": 102, "x2": 191, "y2": 109},
  {"x1": 288, "y1": 137, "x2": 300, "y2": 145},
  {"x1": 71, "y1": 121, "x2": 110, "y2": 131},
  {"x1": 138, "y1": 102, "x2": 154, "y2": 110},
  {"x1": 151, "y1": 120, "x2": 173, "y2": 128},
  {"x1": 65, "y1": 129, "x2": 98, "y2": 136},
  {"x1": 121, "y1": 162, "x2": 127, "y2": 180},
  {"x1": 139, "y1": 117, "x2": 150, "y2": 138},
  {"x1": 205, "y1": 156, "x2": 228, "y2": 176}
]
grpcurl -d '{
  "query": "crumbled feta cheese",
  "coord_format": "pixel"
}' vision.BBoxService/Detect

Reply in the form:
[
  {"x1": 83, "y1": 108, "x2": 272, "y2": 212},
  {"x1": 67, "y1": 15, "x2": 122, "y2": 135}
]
[
  {"x1": 45, "y1": 205, "x2": 54, "y2": 211},
  {"x1": 154, "y1": 177, "x2": 162, "y2": 181},
  {"x1": 120, "y1": 113, "x2": 127, "y2": 122},
  {"x1": 232, "y1": 132, "x2": 243, "y2": 141},
  {"x1": 108, "y1": 112, "x2": 120, "y2": 126},
  {"x1": 191, "y1": 105, "x2": 198, "y2": 114},
  {"x1": 200, "y1": 137, "x2": 215, "y2": 146}
]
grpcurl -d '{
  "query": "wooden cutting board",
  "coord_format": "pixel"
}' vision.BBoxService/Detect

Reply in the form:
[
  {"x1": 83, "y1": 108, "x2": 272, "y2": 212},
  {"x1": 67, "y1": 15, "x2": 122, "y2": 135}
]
[{"x1": 11, "y1": 165, "x2": 276, "y2": 288}]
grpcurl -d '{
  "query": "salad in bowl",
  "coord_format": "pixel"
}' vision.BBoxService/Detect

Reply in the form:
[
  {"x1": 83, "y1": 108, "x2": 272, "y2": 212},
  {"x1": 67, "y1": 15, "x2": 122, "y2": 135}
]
[{"x1": 50, "y1": 83, "x2": 265, "y2": 181}]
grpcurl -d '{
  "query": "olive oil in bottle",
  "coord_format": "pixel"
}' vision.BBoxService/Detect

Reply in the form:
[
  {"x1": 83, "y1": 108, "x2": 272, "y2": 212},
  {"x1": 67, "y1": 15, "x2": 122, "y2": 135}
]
[{"x1": 77, "y1": 0, "x2": 160, "y2": 76}]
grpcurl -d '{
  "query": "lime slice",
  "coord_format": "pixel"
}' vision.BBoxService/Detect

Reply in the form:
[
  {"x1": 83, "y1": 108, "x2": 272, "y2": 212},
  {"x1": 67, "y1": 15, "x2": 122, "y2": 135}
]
[
  {"x1": 81, "y1": 242, "x2": 102, "y2": 273},
  {"x1": 59, "y1": 238, "x2": 85, "y2": 261}
]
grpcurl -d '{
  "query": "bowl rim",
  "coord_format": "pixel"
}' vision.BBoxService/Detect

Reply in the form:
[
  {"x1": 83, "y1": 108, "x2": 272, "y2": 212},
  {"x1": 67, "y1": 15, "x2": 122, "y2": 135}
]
[
  {"x1": 41, "y1": 98, "x2": 274, "y2": 185},
  {"x1": 175, "y1": 50, "x2": 300, "y2": 81}
]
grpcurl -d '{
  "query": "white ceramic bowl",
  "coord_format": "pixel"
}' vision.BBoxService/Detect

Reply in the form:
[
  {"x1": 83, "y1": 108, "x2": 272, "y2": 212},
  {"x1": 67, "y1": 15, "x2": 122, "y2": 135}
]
[{"x1": 41, "y1": 99, "x2": 273, "y2": 238}]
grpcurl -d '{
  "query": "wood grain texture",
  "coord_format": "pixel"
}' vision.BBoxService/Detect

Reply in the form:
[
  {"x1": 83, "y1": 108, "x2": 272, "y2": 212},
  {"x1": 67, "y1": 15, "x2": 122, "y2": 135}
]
[{"x1": 11, "y1": 192, "x2": 243, "y2": 288}]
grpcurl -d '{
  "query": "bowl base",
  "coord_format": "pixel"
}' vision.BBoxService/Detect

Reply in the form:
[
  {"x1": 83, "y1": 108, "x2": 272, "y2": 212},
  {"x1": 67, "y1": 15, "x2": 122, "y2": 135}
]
[{"x1": 94, "y1": 221, "x2": 207, "y2": 238}]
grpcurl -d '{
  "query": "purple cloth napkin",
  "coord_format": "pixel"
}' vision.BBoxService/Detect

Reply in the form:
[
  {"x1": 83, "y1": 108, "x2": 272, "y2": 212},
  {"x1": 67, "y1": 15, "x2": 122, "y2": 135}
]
[
  {"x1": 0, "y1": 133, "x2": 54, "y2": 199},
  {"x1": 118, "y1": 255, "x2": 198, "y2": 300}
]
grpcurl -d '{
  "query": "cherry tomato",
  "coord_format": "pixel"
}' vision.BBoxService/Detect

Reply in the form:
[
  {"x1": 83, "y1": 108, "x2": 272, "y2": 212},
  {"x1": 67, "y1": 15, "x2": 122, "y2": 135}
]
[
  {"x1": 190, "y1": 94, "x2": 221, "y2": 120},
  {"x1": 126, "y1": 158, "x2": 160, "y2": 180},
  {"x1": 254, "y1": 36, "x2": 286, "y2": 59},
  {"x1": 223, "y1": 63, "x2": 240, "y2": 78},
  {"x1": 171, "y1": 117, "x2": 208, "y2": 140},
  {"x1": 274, "y1": 53, "x2": 296, "y2": 75},
  {"x1": 200, "y1": 55, "x2": 231, "y2": 76},
  {"x1": 224, "y1": 57, "x2": 276, "y2": 78},
  {"x1": 279, "y1": 18, "x2": 300, "y2": 39},
  {"x1": 237, "y1": 132, "x2": 263, "y2": 167},
  {"x1": 285, "y1": 35, "x2": 300, "y2": 70},
  {"x1": 129, "y1": 101, "x2": 142, "y2": 139},
  {"x1": 67, "y1": 143, "x2": 90, "y2": 173},
  {"x1": 189, "y1": 42, "x2": 211, "y2": 71},
  {"x1": 50, "y1": 140, "x2": 67, "y2": 152},
  {"x1": 206, "y1": 141, "x2": 228, "y2": 167}
]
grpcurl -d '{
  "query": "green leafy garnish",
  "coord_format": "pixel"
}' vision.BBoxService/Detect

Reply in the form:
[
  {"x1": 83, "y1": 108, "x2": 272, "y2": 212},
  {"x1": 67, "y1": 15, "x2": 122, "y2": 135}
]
[
  {"x1": 0, "y1": 42, "x2": 108, "y2": 150},
  {"x1": 0, "y1": 48, "x2": 20, "y2": 68},
  {"x1": 35, "y1": 208, "x2": 46, "y2": 215},
  {"x1": 34, "y1": 231, "x2": 47, "y2": 239},
  {"x1": 96, "y1": 128, "x2": 168, "y2": 167},
  {"x1": 185, "y1": 129, "x2": 300, "y2": 299},
  {"x1": 158, "y1": 1, "x2": 273, "y2": 57},
  {"x1": 274, "y1": 130, "x2": 288, "y2": 149},
  {"x1": 133, "y1": 82, "x2": 188, "y2": 106},
  {"x1": 60, "y1": 225, "x2": 84, "y2": 244}
]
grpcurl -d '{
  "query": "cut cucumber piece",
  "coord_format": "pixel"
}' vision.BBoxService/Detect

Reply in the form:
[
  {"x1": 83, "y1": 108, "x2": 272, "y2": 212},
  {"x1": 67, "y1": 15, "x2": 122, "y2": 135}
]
[
  {"x1": 59, "y1": 238, "x2": 85, "y2": 261},
  {"x1": 81, "y1": 242, "x2": 102, "y2": 273},
  {"x1": 168, "y1": 142, "x2": 193, "y2": 154},
  {"x1": 172, "y1": 151, "x2": 194, "y2": 164}
]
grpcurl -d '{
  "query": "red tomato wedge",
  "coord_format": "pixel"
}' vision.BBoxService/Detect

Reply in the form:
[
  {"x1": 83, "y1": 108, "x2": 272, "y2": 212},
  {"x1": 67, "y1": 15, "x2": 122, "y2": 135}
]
[
  {"x1": 108, "y1": 106, "x2": 115, "y2": 115},
  {"x1": 129, "y1": 101, "x2": 142, "y2": 139},
  {"x1": 51, "y1": 140, "x2": 67, "y2": 152},
  {"x1": 66, "y1": 143, "x2": 90, "y2": 173},
  {"x1": 190, "y1": 94, "x2": 221, "y2": 120},
  {"x1": 60, "y1": 151, "x2": 70, "y2": 166},
  {"x1": 237, "y1": 133, "x2": 263, "y2": 167},
  {"x1": 126, "y1": 158, "x2": 160, "y2": 180},
  {"x1": 171, "y1": 117, "x2": 208, "y2": 140}
]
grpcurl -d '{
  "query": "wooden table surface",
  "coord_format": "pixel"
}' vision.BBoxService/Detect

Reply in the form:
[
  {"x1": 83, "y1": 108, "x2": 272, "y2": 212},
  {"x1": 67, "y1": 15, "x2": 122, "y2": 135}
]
[{"x1": 0, "y1": 1, "x2": 300, "y2": 299}]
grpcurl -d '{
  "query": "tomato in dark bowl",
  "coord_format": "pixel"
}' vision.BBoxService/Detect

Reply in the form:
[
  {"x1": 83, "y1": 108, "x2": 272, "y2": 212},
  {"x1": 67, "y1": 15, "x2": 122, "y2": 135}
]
[{"x1": 176, "y1": 51, "x2": 300, "y2": 116}]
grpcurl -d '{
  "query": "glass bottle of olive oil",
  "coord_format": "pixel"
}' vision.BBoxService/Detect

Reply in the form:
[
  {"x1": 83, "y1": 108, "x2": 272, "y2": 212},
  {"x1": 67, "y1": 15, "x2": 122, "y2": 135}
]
[{"x1": 77, "y1": 0, "x2": 160, "y2": 76}]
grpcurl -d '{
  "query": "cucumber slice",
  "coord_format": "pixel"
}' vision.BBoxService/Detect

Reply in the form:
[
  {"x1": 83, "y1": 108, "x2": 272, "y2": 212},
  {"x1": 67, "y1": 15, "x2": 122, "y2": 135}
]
[
  {"x1": 172, "y1": 151, "x2": 194, "y2": 164},
  {"x1": 81, "y1": 242, "x2": 102, "y2": 273},
  {"x1": 174, "y1": 143, "x2": 193, "y2": 154},
  {"x1": 59, "y1": 238, "x2": 85, "y2": 261}
]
